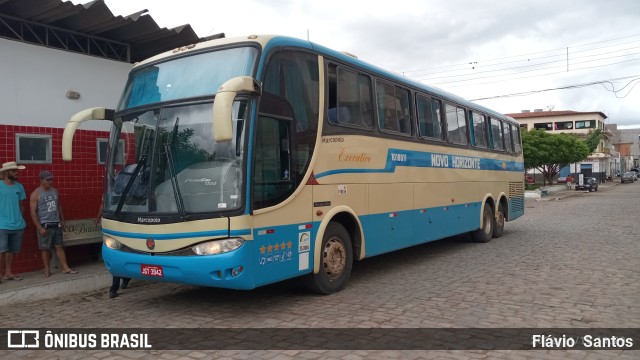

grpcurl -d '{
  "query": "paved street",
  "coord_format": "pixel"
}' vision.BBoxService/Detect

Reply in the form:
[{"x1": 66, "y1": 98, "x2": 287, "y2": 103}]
[{"x1": 1, "y1": 182, "x2": 639, "y2": 359}]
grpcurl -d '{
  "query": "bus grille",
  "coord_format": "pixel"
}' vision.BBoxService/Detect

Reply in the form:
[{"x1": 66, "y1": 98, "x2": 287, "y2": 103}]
[
  {"x1": 509, "y1": 181, "x2": 525, "y2": 217},
  {"x1": 509, "y1": 181, "x2": 524, "y2": 198}
]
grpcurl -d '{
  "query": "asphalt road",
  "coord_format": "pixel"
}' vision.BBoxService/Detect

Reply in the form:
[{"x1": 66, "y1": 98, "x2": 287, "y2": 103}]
[{"x1": 1, "y1": 181, "x2": 639, "y2": 359}]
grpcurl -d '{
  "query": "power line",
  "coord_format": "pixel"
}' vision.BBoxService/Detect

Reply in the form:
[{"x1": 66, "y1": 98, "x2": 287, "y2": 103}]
[
  {"x1": 416, "y1": 46, "x2": 640, "y2": 82},
  {"x1": 601, "y1": 78, "x2": 640, "y2": 98},
  {"x1": 430, "y1": 57, "x2": 640, "y2": 87},
  {"x1": 402, "y1": 33, "x2": 640, "y2": 75},
  {"x1": 468, "y1": 75, "x2": 640, "y2": 101}
]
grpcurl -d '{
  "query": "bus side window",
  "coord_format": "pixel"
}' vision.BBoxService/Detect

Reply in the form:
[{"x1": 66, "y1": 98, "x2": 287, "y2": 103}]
[
  {"x1": 358, "y1": 74, "x2": 374, "y2": 128},
  {"x1": 396, "y1": 87, "x2": 411, "y2": 134},
  {"x1": 328, "y1": 65, "x2": 374, "y2": 129},
  {"x1": 471, "y1": 111, "x2": 488, "y2": 148},
  {"x1": 512, "y1": 124, "x2": 522, "y2": 154},
  {"x1": 503, "y1": 122, "x2": 514, "y2": 153},
  {"x1": 445, "y1": 104, "x2": 468, "y2": 145},
  {"x1": 417, "y1": 95, "x2": 443, "y2": 140},
  {"x1": 376, "y1": 80, "x2": 411, "y2": 135},
  {"x1": 490, "y1": 117, "x2": 505, "y2": 151}
]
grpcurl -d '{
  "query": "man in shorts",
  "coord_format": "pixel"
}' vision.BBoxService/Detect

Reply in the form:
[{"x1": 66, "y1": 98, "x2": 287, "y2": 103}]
[
  {"x1": 30, "y1": 171, "x2": 78, "y2": 277},
  {"x1": 0, "y1": 161, "x2": 27, "y2": 282}
]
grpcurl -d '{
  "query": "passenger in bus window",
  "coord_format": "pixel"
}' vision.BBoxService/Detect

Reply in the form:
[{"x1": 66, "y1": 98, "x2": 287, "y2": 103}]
[
  {"x1": 360, "y1": 110, "x2": 373, "y2": 128},
  {"x1": 327, "y1": 106, "x2": 351, "y2": 124},
  {"x1": 384, "y1": 109, "x2": 399, "y2": 132}
]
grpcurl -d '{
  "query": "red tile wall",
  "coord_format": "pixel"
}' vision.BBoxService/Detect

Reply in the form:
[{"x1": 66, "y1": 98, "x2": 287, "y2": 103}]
[{"x1": 0, "y1": 124, "x2": 131, "y2": 273}]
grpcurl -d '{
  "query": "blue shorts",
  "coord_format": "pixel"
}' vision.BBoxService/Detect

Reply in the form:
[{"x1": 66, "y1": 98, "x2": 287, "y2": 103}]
[
  {"x1": 38, "y1": 227, "x2": 64, "y2": 250},
  {"x1": 0, "y1": 229, "x2": 25, "y2": 253}
]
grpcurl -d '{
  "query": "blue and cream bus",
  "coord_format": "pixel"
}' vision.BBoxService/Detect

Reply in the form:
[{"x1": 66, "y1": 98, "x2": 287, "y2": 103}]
[{"x1": 62, "y1": 35, "x2": 524, "y2": 294}]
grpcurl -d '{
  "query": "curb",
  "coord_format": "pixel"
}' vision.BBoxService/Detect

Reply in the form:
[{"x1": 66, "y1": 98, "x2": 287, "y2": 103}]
[{"x1": 0, "y1": 271, "x2": 112, "y2": 306}]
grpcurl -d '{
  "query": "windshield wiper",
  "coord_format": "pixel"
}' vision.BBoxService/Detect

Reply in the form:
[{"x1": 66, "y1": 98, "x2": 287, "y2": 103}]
[
  {"x1": 115, "y1": 154, "x2": 147, "y2": 216},
  {"x1": 164, "y1": 144, "x2": 188, "y2": 219}
]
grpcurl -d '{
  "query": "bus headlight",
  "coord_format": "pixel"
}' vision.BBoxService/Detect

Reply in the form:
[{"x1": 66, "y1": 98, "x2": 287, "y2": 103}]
[
  {"x1": 192, "y1": 238, "x2": 244, "y2": 255},
  {"x1": 103, "y1": 236, "x2": 122, "y2": 250}
]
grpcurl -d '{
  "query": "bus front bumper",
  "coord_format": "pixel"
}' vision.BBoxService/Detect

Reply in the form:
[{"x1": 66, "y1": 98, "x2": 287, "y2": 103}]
[{"x1": 102, "y1": 243, "x2": 255, "y2": 290}]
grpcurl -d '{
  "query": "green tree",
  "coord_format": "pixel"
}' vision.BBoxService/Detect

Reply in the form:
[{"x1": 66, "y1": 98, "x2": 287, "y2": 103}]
[
  {"x1": 584, "y1": 129, "x2": 602, "y2": 153},
  {"x1": 522, "y1": 130, "x2": 590, "y2": 185}
]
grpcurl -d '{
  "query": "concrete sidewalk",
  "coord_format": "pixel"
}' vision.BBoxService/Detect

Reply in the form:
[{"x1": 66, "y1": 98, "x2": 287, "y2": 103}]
[
  {"x1": 0, "y1": 260, "x2": 112, "y2": 306},
  {"x1": 527, "y1": 179, "x2": 620, "y2": 201}
]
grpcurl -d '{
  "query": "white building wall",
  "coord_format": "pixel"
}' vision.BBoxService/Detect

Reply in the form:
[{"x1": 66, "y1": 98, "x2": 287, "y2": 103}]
[
  {"x1": 0, "y1": 38, "x2": 132, "y2": 131},
  {"x1": 516, "y1": 114, "x2": 606, "y2": 134}
]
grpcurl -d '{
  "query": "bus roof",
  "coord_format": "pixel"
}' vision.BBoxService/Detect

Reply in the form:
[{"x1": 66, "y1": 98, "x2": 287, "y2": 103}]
[{"x1": 134, "y1": 34, "x2": 515, "y2": 124}]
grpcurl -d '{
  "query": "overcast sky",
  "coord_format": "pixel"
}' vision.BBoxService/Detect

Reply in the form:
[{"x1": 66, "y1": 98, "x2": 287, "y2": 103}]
[{"x1": 92, "y1": 0, "x2": 640, "y2": 127}]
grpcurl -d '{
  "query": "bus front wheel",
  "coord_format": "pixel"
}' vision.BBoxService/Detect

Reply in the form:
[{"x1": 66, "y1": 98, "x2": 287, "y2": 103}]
[
  {"x1": 305, "y1": 222, "x2": 353, "y2": 294},
  {"x1": 472, "y1": 205, "x2": 494, "y2": 243}
]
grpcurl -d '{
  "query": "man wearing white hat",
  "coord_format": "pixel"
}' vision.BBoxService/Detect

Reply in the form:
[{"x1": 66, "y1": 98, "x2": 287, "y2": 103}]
[{"x1": 0, "y1": 161, "x2": 27, "y2": 281}]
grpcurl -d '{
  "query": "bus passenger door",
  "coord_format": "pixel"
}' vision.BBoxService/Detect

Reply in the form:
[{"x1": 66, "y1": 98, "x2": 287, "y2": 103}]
[{"x1": 250, "y1": 50, "x2": 320, "y2": 287}]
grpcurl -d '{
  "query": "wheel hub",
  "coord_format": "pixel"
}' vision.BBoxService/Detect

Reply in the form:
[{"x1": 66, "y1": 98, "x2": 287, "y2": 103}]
[{"x1": 323, "y1": 237, "x2": 346, "y2": 279}]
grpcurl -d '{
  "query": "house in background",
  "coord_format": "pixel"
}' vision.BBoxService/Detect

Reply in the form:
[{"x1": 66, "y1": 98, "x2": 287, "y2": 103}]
[
  {"x1": 506, "y1": 109, "x2": 614, "y2": 182},
  {"x1": 606, "y1": 124, "x2": 640, "y2": 172},
  {"x1": 0, "y1": 0, "x2": 219, "y2": 273}
]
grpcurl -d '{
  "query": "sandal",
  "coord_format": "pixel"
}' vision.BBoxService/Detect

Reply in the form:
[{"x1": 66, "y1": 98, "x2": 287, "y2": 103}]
[
  {"x1": 62, "y1": 270, "x2": 78, "y2": 274},
  {"x1": 43, "y1": 273, "x2": 51, "y2": 278},
  {"x1": 3, "y1": 275, "x2": 23, "y2": 281}
]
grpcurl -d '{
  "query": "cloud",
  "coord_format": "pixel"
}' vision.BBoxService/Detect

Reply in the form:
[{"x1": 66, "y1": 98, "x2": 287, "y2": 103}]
[{"x1": 97, "y1": 0, "x2": 640, "y2": 125}]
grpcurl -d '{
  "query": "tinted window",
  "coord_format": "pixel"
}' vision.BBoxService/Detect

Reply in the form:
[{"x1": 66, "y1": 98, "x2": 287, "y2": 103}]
[
  {"x1": 16, "y1": 134, "x2": 52, "y2": 164},
  {"x1": 445, "y1": 104, "x2": 468, "y2": 145},
  {"x1": 490, "y1": 118, "x2": 504, "y2": 150},
  {"x1": 503, "y1": 122, "x2": 513, "y2": 152},
  {"x1": 416, "y1": 95, "x2": 443, "y2": 140},
  {"x1": 575, "y1": 120, "x2": 596, "y2": 129},
  {"x1": 533, "y1": 122, "x2": 552, "y2": 131},
  {"x1": 471, "y1": 112, "x2": 488, "y2": 148},
  {"x1": 555, "y1": 121, "x2": 573, "y2": 130},
  {"x1": 376, "y1": 80, "x2": 411, "y2": 134},
  {"x1": 511, "y1": 124, "x2": 522, "y2": 154},
  {"x1": 327, "y1": 65, "x2": 374, "y2": 128}
]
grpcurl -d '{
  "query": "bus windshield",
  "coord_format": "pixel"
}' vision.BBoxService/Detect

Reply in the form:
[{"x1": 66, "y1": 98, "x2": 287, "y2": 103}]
[
  {"x1": 105, "y1": 100, "x2": 248, "y2": 216},
  {"x1": 118, "y1": 46, "x2": 258, "y2": 110}
]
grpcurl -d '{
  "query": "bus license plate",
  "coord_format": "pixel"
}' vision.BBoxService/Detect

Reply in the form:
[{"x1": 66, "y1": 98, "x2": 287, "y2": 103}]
[{"x1": 140, "y1": 264, "x2": 164, "y2": 277}]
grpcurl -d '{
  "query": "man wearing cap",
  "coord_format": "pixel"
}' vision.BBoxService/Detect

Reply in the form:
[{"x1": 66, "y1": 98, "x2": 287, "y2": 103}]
[
  {"x1": 0, "y1": 161, "x2": 27, "y2": 281},
  {"x1": 30, "y1": 170, "x2": 78, "y2": 277}
]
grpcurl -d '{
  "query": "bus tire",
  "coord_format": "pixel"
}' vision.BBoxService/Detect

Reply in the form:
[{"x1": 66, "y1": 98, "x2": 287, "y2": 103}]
[
  {"x1": 493, "y1": 202, "x2": 505, "y2": 238},
  {"x1": 305, "y1": 222, "x2": 353, "y2": 294},
  {"x1": 472, "y1": 205, "x2": 494, "y2": 243}
]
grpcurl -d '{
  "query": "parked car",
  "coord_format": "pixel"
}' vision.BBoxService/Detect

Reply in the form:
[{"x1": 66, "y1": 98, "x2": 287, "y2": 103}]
[
  {"x1": 575, "y1": 177, "x2": 599, "y2": 192},
  {"x1": 525, "y1": 175, "x2": 535, "y2": 184},
  {"x1": 621, "y1": 172, "x2": 636, "y2": 183},
  {"x1": 556, "y1": 175, "x2": 574, "y2": 184}
]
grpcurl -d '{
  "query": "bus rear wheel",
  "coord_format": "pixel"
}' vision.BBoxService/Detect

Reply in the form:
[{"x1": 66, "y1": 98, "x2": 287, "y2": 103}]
[
  {"x1": 472, "y1": 205, "x2": 494, "y2": 243},
  {"x1": 305, "y1": 222, "x2": 353, "y2": 294},
  {"x1": 493, "y1": 202, "x2": 505, "y2": 238}
]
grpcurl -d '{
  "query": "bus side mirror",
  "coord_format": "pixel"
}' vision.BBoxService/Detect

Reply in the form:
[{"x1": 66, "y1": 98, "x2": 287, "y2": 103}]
[
  {"x1": 62, "y1": 107, "x2": 114, "y2": 161},
  {"x1": 213, "y1": 76, "x2": 259, "y2": 142}
]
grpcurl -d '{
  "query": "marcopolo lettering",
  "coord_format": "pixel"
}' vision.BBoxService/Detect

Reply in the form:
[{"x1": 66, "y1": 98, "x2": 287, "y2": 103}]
[{"x1": 137, "y1": 217, "x2": 161, "y2": 223}]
